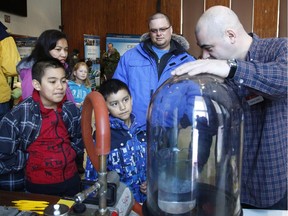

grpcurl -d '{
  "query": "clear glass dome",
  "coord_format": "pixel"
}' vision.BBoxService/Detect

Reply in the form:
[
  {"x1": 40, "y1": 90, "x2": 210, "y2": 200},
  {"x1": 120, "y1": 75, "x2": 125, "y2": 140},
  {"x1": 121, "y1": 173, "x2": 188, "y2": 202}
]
[{"x1": 144, "y1": 74, "x2": 244, "y2": 216}]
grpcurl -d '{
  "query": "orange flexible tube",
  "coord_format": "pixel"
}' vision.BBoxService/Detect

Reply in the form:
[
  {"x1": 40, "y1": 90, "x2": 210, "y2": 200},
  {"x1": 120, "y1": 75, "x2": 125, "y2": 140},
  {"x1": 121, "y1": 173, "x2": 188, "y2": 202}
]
[
  {"x1": 81, "y1": 91, "x2": 111, "y2": 171},
  {"x1": 81, "y1": 91, "x2": 142, "y2": 215},
  {"x1": 132, "y1": 202, "x2": 143, "y2": 216}
]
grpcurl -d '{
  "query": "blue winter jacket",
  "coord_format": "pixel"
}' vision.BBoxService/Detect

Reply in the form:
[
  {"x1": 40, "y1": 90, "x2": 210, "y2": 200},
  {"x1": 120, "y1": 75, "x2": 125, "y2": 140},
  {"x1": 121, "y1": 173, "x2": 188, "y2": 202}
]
[
  {"x1": 113, "y1": 33, "x2": 195, "y2": 126},
  {"x1": 85, "y1": 114, "x2": 147, "y2": 203}
]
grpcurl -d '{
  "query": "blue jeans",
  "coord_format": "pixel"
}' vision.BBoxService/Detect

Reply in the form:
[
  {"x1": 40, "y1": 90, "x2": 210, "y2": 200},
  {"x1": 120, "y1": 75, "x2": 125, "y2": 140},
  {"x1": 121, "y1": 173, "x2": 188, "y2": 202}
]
[{"x1": 0, "y1": 101, "x2": 11, "y2": 121}]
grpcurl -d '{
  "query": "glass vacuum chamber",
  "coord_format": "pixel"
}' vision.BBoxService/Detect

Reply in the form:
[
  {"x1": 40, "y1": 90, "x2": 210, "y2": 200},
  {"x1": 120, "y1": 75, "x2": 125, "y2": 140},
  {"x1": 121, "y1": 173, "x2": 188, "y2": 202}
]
[{"x1": 143, "y1": 74, "x2": 244, "y2": 216}]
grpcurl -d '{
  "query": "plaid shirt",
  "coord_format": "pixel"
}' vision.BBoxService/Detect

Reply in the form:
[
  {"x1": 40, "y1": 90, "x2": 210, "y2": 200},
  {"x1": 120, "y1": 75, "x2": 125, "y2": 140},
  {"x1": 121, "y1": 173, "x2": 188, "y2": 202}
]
[
  {"x1": 231, "y1": 34, "x2": 287, "y2": 207},
  {"x1": 0, "y1": 93, "x2": 83, "y2": 191}
]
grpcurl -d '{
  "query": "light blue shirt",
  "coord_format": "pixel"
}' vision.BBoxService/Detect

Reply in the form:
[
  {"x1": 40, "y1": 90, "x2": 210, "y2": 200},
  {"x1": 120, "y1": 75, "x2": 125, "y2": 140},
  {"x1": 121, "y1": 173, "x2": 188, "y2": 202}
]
[
  {"x1": 152, "y1": 45, "x2": 169, "y2": 59},
  {"x1": 68, "y1": 80, "x2": 91, "y2": 104}
]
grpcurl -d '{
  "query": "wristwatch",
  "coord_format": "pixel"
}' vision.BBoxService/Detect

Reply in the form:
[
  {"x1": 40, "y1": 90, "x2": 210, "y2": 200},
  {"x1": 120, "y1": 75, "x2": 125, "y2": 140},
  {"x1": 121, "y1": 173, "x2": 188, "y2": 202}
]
[{"x1": 227, "y1": 59, "x2": 237, "y2": 78}]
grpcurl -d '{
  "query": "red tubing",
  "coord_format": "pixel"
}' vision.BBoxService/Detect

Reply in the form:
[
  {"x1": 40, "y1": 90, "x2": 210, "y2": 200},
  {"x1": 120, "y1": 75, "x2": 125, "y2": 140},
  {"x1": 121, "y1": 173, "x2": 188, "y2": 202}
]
[
  {"x1": 132, "y1": 202, "x2": 143, "y2": 216},
  {"x1": 81, "y1": 91, "x2": 143, "y2": 215},
  {"x1": 81, "y1": 91, "x2": 111, "y2": 171}
]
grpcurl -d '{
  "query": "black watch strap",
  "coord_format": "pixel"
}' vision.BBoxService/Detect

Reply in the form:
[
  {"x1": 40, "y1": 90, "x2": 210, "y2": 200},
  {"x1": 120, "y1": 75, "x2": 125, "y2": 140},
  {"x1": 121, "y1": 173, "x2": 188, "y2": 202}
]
[{"x1": 227, "y1": 59, "x2": 237, "y2": 78}]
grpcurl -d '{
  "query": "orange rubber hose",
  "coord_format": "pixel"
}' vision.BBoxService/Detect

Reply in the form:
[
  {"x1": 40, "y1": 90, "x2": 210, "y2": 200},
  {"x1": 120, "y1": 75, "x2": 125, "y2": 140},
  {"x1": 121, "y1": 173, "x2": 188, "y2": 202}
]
[{"x1": 81, "y1": 91, "x2": 111, "y2": 171}]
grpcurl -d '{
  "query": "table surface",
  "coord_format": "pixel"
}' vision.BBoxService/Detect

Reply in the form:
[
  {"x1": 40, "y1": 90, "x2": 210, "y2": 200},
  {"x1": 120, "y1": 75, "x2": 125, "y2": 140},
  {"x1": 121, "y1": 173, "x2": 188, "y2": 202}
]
[
  {"x1": 243, "y1": 209, "x2": 288, "y2": 216},
  {"x1": 1, "y1": 190, "x2": 287, "y2": 216},
  {"x1": 0, "y1": 190, "x2": 60, "y2": 207}
]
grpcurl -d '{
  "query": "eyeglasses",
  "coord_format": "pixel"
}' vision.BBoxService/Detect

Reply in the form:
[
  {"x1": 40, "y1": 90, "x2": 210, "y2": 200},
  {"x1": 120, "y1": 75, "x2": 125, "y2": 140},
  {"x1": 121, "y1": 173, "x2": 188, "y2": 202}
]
[{"x1": 149, "y1": 26, "x2": 171, "y2": 34}]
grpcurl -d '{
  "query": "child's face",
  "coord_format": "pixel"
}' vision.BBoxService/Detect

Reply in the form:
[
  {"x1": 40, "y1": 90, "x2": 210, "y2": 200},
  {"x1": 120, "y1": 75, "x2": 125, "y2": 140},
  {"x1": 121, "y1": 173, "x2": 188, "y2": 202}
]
[
  {"x1": 33, "y1": 67, "x2": 67, "y2": 109},
  {"x1": 73, "y1": 65, "x2": 88, "y2": 83},
  {"x1": 49, "y1": 38, "x2": 68, "y2": 64},
  {"x1": 106, "y1": 89, "x2": 132, "y2": 122}
]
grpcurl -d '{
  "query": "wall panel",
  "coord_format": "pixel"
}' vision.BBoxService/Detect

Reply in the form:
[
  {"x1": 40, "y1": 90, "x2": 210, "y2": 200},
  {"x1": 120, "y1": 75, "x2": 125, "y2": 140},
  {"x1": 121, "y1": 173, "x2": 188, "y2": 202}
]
[
  {"x1": 279, "y1": 0, "x2": 287, "y2": 37},
  {"x1": 62, "y1": 0, "x2": 287, "y2": 59},
  {"x1": 182, "y1": 0, "x2": 204, "y2": 57},
  {"x1": 61, "y1": 0, "x2": 181, "y2": 59},
  {"x1": 253, "y1": 0, "x2": 279, "y2": 37},
  {"x1": 205, "y1": 0, "x2": 229, "y2": 9},
  {"x1": 183, "y1": 0, "x2": 287, "y2": 57},
  {"x1": 232, "y1": 0, "x2": 253, "y2": 33}
]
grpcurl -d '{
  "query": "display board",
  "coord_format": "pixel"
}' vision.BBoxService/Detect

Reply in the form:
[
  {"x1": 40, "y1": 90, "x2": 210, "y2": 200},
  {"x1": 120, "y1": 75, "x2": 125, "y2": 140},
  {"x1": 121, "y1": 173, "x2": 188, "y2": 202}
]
[
  {"x1": 14, "y1": 37, "x2": 37, "y2": 59},
  {"x1": 105, "y1": 34, "x2": 141, "y2": 56},
  {"x1": 84, "y1": 34, "x2": 101, "y2": 90}
]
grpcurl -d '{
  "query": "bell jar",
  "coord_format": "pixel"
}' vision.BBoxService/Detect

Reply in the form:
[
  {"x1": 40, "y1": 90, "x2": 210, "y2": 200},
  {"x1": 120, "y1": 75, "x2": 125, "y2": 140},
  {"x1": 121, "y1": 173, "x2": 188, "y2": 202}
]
[{"x1": 143, "y1": 74, "x2": 244, "y2": 216}]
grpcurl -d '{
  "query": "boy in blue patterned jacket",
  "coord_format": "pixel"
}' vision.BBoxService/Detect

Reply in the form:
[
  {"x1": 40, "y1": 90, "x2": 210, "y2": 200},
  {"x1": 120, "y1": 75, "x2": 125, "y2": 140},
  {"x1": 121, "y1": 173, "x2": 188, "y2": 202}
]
[{"x1": 85, "y1": 79, "x2": 147, "y2": 203}]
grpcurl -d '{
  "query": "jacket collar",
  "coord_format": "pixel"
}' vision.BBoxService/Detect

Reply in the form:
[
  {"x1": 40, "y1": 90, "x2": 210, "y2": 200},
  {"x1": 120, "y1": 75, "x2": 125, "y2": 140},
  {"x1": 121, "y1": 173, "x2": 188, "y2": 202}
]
[
  {"x1": 0, "y1": 21, "x2": 9, "y2": 40},
  {"x1": 32, "y1": 89, "x2": 66, "y2": 114},
  {"x1": 140, "y1": 32, "x2": 190, "y2": 51}
]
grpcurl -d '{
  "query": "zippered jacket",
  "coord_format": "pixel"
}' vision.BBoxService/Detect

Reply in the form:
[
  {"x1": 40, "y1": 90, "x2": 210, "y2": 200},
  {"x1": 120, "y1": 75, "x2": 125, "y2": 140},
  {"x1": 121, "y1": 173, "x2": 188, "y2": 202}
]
[
  {"x1": 113, "y1": 33, "x2": 195, "y2": 126},
  {"x1": 85, "y1": 114, "x2": 147, "y2": 203},
  {"x1": 0, "y1": 22, "x2": 20, "y2": 103},
  {"x1": 0, "y1": 90, "x2": 83, "y2": 191}
]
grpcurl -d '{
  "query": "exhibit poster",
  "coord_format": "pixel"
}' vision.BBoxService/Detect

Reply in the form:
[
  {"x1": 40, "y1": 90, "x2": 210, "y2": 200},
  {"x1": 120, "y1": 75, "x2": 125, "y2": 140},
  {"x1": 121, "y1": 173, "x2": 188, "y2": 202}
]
[
  {"x1": 84, "y1": 34, "x2": 101, "y2": 90},
  {"x1": 14, "y1": 37, "x2": 37, "y2": 58},
  {"x1": 105, "y1": 34, "x2": 141, "y2": 56}
]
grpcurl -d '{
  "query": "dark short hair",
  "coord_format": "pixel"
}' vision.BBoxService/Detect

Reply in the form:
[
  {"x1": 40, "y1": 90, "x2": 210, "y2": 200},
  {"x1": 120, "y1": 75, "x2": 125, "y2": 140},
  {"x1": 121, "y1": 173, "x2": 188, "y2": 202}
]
[
  {"x1": 32, "y1": 58, "x2": 65, "y2": 83},
  {"x1": 99, "y1": 79, "x2": 131, "y2": 100}
]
